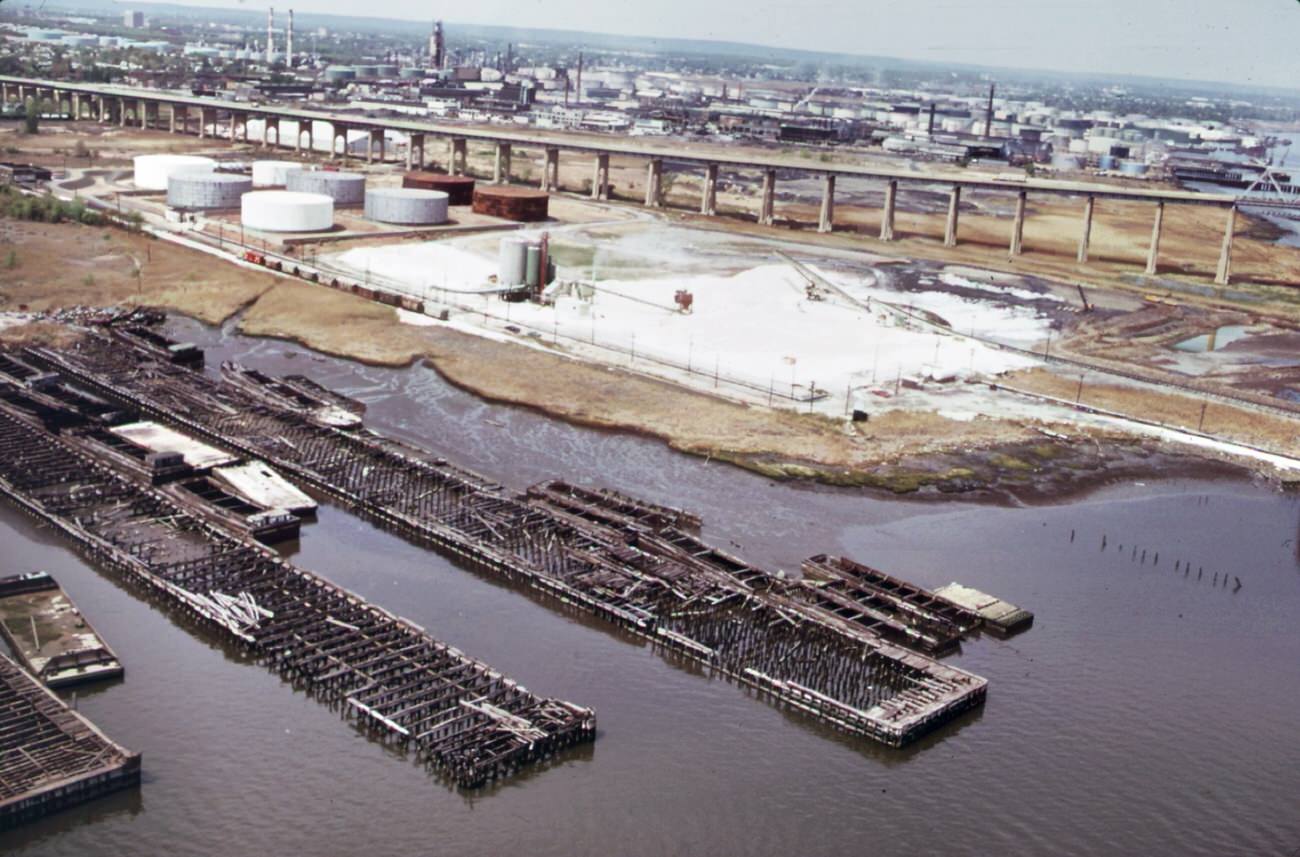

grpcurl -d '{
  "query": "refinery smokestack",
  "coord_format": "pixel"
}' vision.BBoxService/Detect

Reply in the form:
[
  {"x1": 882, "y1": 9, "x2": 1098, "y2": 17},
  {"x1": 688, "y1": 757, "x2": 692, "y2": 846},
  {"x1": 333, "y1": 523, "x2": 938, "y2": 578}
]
[
  {"x1": 576, "y1": 51, "x2": 583, "y2": 104},
  {"x1": 432, "y1": 20, "x2": 445, "y2": 69},
  {"x1": 266, "y1": 7, "x2": 274, "y2": 65},
  {"x1": 287, "y1": 9, "x2": 294, "y2": 67},
  {"x1": 984, "y1": 83, "x2": 995, "y2": 138}
]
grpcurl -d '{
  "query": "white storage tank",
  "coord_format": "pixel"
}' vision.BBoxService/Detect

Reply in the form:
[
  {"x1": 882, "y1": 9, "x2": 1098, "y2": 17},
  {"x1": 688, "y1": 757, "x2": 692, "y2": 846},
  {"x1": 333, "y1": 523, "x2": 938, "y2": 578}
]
[
  {"x1": 252, "y1": 160, "x2": 304, "y2": 187},
  {"x1": 364, "y1": 188, "x2": 449, "y2": 225},
  {"x1": 241, "y1": 191, "x2": 334, "y2": 233},
  {"x1": 167, "y1": 171, "x2": 253, "y2": 210},
  {"x1": 498, "y1": 236, "x2": 530, "y2": 286},
  {"x1": 133, "y1": 154, "x2": 217, "y2": 191},
  {"x1": 286, "y1": 170, "x2": 366, "y2": 204}
]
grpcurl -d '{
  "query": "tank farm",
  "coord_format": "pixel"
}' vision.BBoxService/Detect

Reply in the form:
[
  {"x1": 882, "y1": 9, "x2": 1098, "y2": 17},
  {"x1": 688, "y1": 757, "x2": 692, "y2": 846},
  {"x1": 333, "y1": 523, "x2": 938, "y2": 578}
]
[{"x1": 0, "y1": 319, "x2": 999, "y2": 786}]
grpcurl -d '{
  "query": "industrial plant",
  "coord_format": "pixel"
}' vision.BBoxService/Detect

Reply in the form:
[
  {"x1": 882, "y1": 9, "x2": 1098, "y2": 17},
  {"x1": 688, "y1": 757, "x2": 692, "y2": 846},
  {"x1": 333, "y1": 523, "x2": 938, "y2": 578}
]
[{"x1": 0, "y1": 1, "x2": 1297, "y2": 855}]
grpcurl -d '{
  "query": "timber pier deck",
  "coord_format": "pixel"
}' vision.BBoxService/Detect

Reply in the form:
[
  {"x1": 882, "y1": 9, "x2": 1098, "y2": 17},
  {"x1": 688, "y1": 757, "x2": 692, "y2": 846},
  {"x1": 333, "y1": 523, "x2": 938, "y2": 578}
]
[
  {"x1": 0, "y1": 651, "x2": 140, "y2": 830},
  {"x1": 23, "y1": 328, "x2": 989, "y2": 748},
  {"x1": 0, "y1": 380, "x2": 594, "y2": 788}
]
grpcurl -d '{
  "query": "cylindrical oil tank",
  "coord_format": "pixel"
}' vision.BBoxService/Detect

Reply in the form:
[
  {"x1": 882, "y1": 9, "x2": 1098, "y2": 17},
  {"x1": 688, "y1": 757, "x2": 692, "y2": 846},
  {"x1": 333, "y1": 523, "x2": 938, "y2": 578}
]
[
  {"x1": 323, "y1": 66, "x2": 356, "y2": 83},
  {"x1": 166, "y1": 171, "x2": 252, "y2": 209},
  {"x1": 472, "y1": 186, "x2": 549, "y2": 222},
  {"x1": 354, "y1": 65, "x2": 379, "y2": 78},
  {"x1": 133, "y1": 154, "x2": 217, "y2": 191},
  {"x1": 498, "y1": 236, "x2": 530, "y2": 286},
  {"x1": 399, "y1": 68, "x2": 426, "y2": 79},
  {"x1": 525, "y1": 244, "x2": 542, "y2": 287},
  {"x1": 376, "y1": 64, "x2": 399, "y2": 78},
  {"x1": 286, "y1": 170, "x2": 366, "y2": 204},
  {"x1": 1119, "y1": 160, "x2": 1148, "y2": 177},
  {"x1": 364, "y1": 188, "x2": 449, "y2": 225},
  {"x1": 402, "y1": 172, "x2": 475, "y2": 205},
  {"x1": 252, "y1": 160, "x2": 305, "y2": 187},
  {"x1": 1096, "y1": 155, "x2": 1118, "y2": 171},
  {"x1": 241, "y1": 191, "x2": 334, "y2": 232},
  {"x1": 1050, "y1": 154, "x2": 1083, "y2": 171}
]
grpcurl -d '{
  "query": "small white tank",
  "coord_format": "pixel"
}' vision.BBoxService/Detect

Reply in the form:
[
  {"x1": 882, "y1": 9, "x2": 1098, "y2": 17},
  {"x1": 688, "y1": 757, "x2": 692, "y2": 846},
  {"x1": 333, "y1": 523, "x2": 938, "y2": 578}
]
[
  {"x1": 240, "y1": 191, "x2": 334, "y2": 233},
  {"x1": 498, "y1": 236, "x2": 531, "y2": 287},
  {"x1": 251, "y1": 160, "x2": 305, "y2": 187},
  {"x1": 133, "y1": 154, "x2": 217, "y2": 191}
]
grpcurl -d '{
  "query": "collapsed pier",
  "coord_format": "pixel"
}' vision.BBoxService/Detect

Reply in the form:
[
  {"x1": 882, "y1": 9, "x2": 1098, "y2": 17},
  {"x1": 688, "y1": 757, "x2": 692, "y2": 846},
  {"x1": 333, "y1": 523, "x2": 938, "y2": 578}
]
[
  {"x1": 0, "y1": 651, "x2": 140, "y2": 831},
  {"x1": 0, "y1": 360, "x2": 595, "y2": 788},
  {"x1": 19, "y1": 327, "x2": 991, "y2": 747}
]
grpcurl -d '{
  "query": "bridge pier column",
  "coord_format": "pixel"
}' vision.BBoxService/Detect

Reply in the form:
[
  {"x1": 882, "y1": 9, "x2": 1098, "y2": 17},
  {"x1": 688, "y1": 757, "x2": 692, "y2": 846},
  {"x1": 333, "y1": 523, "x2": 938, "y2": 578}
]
[
  {"x1": 700, "y1": 163, "x2": 718, "y2": 215},
  {"x1": 333, "y1": 125, "x2": 348, "y2": 159},
  {"x1": 450, "y1": 138, "x2": 467, "y2": 175},
  {"x1": 880, "y1": 179, "x2": 897, "y2": 241},
  {"x1": 118, "y1": 97, "x2": 127, "y2": 128},
  {"x1": 139, "y1": 99, "x2": 148, "y2": 130},
  {"x1": 542, "y1": 147, "x2": 559, "y2": 192},
  {"x1": 377, "y1": 130, "x2": 386, "y2": 162},
  {"x1": 198, "y1": 108, "x2": 209, "y2": 138},
  {"x1": 1010, "y1": 189, "x2": 1026, "y2": 256},
  {"x1": 818, "y1": 173, "x2": 835, "y2": 233},
  {"x1": 943, "y1": 185, "x2": 961, "y2": 247},
  {"x1": 1215, "y1": 205, "x2": 1236, "y2": 286},
  {"x1": 0, "y1": 84, "x2": 8, "y2": 106},
  {"x1": 407, "y1": 133, "x2": 424, "y2": 170},
  {"x1": 1077, "y1": 195, "x2": 1094, "y2": 263},
  {"x1": 303, "y1": 120, "x2": 313, "y2": 153},
  {"x1": 644, "y1": 158, "x2": 663, "y2": 207},
  {"x1": 1145, "y1": 201, "x2": 1164, "y2": 275},
  {"x1": 168, "y1": 105, "x2": 178, "y2": 134},
  {"x1": 71, "y1": 92, "x2": 80, "y2": 120},
  {"x1": 759, "y1": 168, "x2": 776, "y2": 226},
  {"x1": 493, "y1": 142, "x2": 511, "y2": 183},
  {"x1": 592, "y1": 153, "x2": 609, "y2": 200}
]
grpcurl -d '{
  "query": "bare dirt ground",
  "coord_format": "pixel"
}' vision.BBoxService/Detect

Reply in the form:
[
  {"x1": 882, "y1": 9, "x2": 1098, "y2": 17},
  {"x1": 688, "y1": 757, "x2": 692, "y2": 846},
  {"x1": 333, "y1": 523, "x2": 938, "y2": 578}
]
[{"x1": 0, "y1": 220, "x2": 274, "y2": 324}]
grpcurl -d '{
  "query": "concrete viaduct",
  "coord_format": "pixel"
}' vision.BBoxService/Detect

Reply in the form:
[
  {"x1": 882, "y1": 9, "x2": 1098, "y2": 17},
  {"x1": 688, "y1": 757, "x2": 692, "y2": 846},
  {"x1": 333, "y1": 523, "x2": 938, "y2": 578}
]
[{"x1": 0, "y1": 75, "x2": 1262, "y2": 285}]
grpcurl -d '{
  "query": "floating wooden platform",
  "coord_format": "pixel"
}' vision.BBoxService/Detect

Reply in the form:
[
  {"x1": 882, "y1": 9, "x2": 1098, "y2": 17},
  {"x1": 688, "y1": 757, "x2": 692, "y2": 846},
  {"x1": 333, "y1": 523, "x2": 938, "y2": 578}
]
[
  {"x1": 0, "y1": 651, "x2": 140, "y2": 830},
  {"x1": 0, "y1": 385, "x2": 594, "y2": 788},
  {"x1": 933, "y1": 583, "x2": 1034, "y2": 637},
  {"x1": 0, "y1": 572, "x2": 123, "y2": 687},
  {"x1": 25, "y1": 329, "x2": 991, "y2": 749}
]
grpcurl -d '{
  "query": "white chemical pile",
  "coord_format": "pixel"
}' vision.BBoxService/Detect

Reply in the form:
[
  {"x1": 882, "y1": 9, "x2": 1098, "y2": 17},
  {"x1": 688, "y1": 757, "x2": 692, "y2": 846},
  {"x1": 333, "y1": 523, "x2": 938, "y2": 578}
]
[{"x1": 330, "y1": 232, "x2": 1045, "y2": 408}]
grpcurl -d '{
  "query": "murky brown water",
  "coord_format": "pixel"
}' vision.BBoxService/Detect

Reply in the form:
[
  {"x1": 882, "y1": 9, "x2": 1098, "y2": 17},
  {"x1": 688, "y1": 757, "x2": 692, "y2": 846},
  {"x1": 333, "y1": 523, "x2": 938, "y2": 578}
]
[{"x1": 3, "y1": 317, "x2": 1299, "y2": 856}]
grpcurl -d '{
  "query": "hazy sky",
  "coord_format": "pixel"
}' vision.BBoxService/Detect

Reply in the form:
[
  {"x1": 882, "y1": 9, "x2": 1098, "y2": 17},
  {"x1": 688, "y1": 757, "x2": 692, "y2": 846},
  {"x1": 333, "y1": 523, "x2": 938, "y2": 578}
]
[{"x1": 158, "y1": 0, "x2": 1300, "y2": 89}]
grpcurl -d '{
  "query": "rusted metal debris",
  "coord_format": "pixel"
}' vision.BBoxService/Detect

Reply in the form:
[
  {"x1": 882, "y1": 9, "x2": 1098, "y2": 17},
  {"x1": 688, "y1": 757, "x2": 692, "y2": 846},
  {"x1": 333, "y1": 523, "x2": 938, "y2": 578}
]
[{"x1": 20, "y1": 327, "x2": 989, "y2": 748}]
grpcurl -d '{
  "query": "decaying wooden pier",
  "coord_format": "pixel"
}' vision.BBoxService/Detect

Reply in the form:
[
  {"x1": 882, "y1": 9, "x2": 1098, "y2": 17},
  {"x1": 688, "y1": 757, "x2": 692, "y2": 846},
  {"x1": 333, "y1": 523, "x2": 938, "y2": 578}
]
[
  {"x1": 0, "y1": 374, "x2": 594, "y2": 788},
  {"x1": 0, "y1": 651, "x2": 140, "y2": 830},
  {"x1": 21, "y1": 328, "x2": 989, "y2": 747}
]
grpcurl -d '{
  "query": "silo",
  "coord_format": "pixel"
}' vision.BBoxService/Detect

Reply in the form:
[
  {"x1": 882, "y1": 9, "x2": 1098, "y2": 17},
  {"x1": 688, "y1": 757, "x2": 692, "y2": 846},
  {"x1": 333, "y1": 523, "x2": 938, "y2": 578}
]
[
  {"x1": 241, "y1": 191, "x2": 334, "y2": 232},
  {"x1": 286, "y1": 170, "x2": 366, "y2": 204},
  {"x1": 166, "y1": 171, "x2": 252, "y2": 210},
  {"x1": 133, "y1": 154, "x2": 217, "y2": 191},
  {"x1": 252, "y1": 160, "x2": 305, "y2": 187},
  {"x1": 364, "y1": 188, "x2": 449, "y2": 225},
  {"x1": 498, "y1": 236, "x2": 530, "y2": 286}
]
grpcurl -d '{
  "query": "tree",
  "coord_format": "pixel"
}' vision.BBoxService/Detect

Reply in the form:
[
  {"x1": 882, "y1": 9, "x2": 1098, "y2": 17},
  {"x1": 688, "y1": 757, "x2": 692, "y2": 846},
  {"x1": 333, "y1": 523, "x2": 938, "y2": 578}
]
[{"x1": 23, "y1": 98, "x2": 41, "y2": 135}]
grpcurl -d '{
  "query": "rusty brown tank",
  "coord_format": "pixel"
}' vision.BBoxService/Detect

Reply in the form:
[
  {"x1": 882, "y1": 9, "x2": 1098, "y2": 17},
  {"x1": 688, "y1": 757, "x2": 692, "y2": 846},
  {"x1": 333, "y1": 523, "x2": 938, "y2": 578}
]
[
  {"x1": 472, "y1": 186, "x2": 549, "y2": 221},
  {"x1": 402, "y1": 172, "x2": 476, "y2": 206}
]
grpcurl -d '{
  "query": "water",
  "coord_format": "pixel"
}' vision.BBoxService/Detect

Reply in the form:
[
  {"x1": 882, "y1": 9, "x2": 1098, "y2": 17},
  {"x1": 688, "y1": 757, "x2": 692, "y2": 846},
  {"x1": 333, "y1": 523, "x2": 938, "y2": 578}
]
[
  {"x1": 4, "y1": 319, "x2": 1300, "y2": 856},
  {"x1": 1172, "y1": 324, "x2": 1250, "y2": 353}
]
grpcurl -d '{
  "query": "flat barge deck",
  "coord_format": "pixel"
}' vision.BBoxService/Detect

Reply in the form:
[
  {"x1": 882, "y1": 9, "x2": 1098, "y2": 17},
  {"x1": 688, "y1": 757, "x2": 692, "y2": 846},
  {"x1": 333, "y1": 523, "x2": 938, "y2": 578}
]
[
  {"x1": 0, "y1": 651, "x2": 140, "y2": 831},
  {"x1": 26, "y1": 329, "x2": 990, "y2": 748},
  {"x1": 0, "y1": 382, "x2": 594, "y2": 788},
  {"x1": 0, "y1": 571, "x2": 123, "y2": 687}
]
